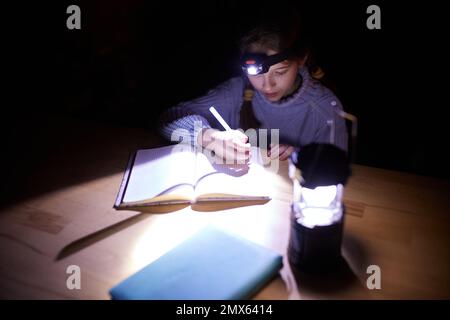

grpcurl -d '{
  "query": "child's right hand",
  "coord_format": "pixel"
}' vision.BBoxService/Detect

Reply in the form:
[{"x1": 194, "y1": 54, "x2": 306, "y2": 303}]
[{"x1": 198, "y1": 128, "x2": 250, "y2": 163}]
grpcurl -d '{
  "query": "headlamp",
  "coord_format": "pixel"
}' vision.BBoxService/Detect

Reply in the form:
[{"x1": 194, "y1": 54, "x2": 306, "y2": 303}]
[{"x1": 241, "y1": 50, "x2": 293, "y2": 75}]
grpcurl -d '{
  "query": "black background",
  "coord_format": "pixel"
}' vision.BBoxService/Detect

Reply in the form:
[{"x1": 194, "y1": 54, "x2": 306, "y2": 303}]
[{"x1": 5, "y1": 0, "x2": 449, "y2": 179}]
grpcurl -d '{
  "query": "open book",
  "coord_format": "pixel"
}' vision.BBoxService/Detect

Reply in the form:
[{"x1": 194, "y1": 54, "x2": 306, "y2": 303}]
[{"x1": 114, "y1": 144, "x2": 272, "y2": 209}]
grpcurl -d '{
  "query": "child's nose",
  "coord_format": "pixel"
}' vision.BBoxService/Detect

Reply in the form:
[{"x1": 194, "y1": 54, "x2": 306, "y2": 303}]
[{"x1": 262, "y1": 74, "x2": 276, "y2": 90}]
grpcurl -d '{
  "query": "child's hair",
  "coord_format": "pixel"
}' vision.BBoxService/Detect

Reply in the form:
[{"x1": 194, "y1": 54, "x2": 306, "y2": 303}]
[
  {"x1": 238, "y1": 5, "x2": 331, "y2": 130},
  {"x1": 239, "y1": 8, "x2": 307, "y2": 61}
]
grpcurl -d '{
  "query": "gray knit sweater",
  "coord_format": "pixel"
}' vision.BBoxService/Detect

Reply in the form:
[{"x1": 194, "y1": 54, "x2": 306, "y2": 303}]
[{"x1": 159, "y1": 67, "x2": 348, "y2": 151}]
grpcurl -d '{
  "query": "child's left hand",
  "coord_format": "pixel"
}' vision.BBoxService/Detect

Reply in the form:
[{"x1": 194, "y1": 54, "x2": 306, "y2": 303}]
[{"x1": 267, "y1": 143, "x2": 294, "y2": 161}]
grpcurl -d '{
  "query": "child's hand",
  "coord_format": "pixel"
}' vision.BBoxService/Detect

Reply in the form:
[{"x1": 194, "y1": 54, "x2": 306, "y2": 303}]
[
  {"x1": 267, "y1": 143, "x2": 294, "y2": 161},
  {"x1": 198, "y1": 128, "x2": 250, "y2": 163}
]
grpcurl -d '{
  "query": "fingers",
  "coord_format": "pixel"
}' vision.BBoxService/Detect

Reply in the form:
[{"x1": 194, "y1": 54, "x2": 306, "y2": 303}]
[
  {"x1": 210, "y1": 129, "x2": 248, "y2": 145},
  {"x1": 228, "y1": 131, "x2": 250, "y2": 158},
  {"x1": 268, "y1": 144, "x2": 294, "y2": 160},
  {"x1": 205, "y1": 130, "x2": 250, "y2": 163},
  {"x1": 233, "y1": 130, "x2": 249, "y2": 143},
  {"x1": 224, "y1": 141, "x2": 250, "y2": 163},
  {"x1": 231, "y1": 130, "x2": 250, "y2": 154},
  {"x1": 279, "y1": 146, "x2": 294, "y2": 160},
  {"x1": 231, "y1": 138, "x2": 250, "y2": 152},
  {"x1": 268, "y1": 144, "x2": 279, "y2": 160},
  {"x1": 213, "y1": 130, "x2": 250, "y2": 160},
  {"x1": 213, "y1": 143, "x2": 250, "y2": 163}
]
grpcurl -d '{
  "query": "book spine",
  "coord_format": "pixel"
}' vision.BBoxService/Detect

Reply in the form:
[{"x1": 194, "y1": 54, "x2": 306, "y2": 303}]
[
  {"x1": 117, "y1": 200, "x2": 191, "y2": 209},
  {"x1": 114, "y1": 152, "x2": 136, "y2": 209}
]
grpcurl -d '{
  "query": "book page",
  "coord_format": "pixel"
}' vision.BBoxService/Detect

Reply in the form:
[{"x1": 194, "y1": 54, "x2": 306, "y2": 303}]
[
  {"x1": 193, "y1": 147, "x2": 271, "y2": 201},
  {"x1": 123, "y1": 145, "x2": 196, "y2": 203}
]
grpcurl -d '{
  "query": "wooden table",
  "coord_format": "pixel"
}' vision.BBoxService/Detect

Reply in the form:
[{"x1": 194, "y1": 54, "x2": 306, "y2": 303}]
[{"x1": 1, "y1": 116, "x2": 449, "y2": 299}]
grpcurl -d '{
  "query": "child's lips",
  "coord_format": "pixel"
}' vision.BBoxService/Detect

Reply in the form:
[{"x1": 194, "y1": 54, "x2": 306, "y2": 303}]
[{"x1": 264, "y1": 92, "x2": 279, "y2": 98}]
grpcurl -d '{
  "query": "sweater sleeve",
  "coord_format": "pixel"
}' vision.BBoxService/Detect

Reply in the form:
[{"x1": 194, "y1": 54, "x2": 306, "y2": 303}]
[
  {"x1": 310, "y1": 90, "x2": 349, "y2": 152},
  {"x1": 158, "y1": 77, "x2": 244, "y2": 146}
]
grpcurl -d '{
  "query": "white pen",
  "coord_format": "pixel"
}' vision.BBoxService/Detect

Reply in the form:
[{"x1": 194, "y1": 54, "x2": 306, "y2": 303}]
[{"x1": 209, "y1": 106, "x2": 232, "y2": 131}]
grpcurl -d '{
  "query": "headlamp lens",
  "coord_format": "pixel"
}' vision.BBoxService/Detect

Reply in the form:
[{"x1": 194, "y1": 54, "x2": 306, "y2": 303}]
[
  {"x1": 246, "y1": 65, "x2": 261, "y2": 75},
  {"x1": 241, "y1": 54, "x2": 266, "y2": 75}
]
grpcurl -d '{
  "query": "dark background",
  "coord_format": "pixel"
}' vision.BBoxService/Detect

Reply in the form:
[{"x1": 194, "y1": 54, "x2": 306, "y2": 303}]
[{"x1": 5, "y1": 0, "x2": 449, "y2": 180}]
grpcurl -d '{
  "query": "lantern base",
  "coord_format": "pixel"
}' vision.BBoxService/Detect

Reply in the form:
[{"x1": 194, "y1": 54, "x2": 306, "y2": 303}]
[{"x1": 288, "y1": 206, "x2": 345, "y2": 274}]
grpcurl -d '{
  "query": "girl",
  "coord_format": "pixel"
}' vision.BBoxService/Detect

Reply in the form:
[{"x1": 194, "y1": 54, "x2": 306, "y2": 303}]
[{"x1": 159, "y1": 9, "x2": 348, "y2": 162}]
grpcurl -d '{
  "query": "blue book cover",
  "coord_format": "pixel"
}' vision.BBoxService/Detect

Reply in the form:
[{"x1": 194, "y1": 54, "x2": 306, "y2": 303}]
[{"x1": 109, "y1": 226, "x2": 283, "y2": 300}]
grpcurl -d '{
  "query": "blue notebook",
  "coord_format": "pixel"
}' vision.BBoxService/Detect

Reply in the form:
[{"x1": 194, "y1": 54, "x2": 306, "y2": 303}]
[{"x1": 109, "y1": 226, "x2": 283, "y2": 300}]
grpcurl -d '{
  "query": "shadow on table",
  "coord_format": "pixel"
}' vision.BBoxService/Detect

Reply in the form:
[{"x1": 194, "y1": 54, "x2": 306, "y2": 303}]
[{"x1": 56, "y1": 199, "x2": 270, "y2": 261}]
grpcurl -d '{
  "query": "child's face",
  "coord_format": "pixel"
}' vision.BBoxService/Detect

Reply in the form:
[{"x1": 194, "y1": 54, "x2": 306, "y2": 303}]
[{"x1": 247, "y1": 49, "x2": 302, "y2": 102}]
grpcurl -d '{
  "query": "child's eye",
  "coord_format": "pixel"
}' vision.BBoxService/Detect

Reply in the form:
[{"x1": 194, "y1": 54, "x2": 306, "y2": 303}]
[{"x1": 275, "y1": 70, "x2": 287, "y2": 76}]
